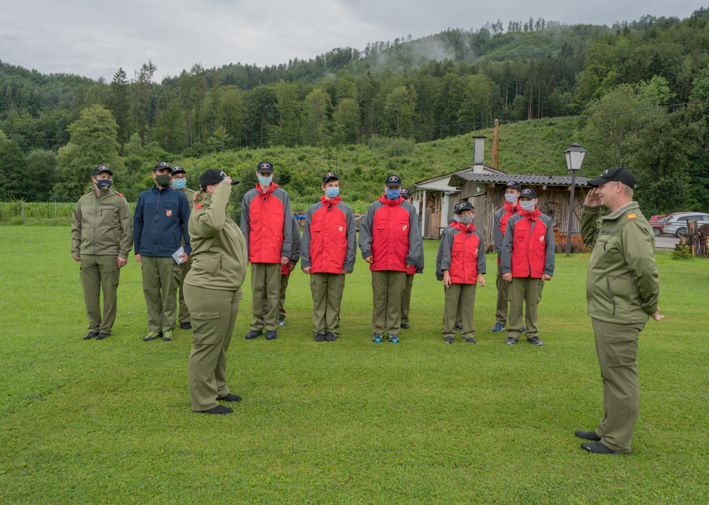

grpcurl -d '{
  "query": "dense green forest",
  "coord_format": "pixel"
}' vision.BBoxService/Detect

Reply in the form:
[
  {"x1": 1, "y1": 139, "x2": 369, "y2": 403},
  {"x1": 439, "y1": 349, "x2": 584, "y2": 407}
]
[{"x1": 1, "y1": 8, "x2": 709, "y2": 216}]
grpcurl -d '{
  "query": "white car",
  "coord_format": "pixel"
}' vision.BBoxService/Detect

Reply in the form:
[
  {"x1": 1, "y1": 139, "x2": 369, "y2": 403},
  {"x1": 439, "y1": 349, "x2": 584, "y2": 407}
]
[{"x1": 660, "y1": 212, "x2": 709, "y2": 238}]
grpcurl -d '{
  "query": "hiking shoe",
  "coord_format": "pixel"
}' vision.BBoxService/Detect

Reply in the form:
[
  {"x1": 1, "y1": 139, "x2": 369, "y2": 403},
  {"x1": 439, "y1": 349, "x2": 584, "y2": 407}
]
[
  {"x1": 491, "y1": 323, "x2": 505, "y2": 332},
  {"x1": 83, "y1": 332, "x2": 98, "y2": 340},
  {"x1": 266, "y1": 330, "x2": 277, "y2": 340},
  {"x1": 372, "y1": 333, "x2": 383, "y2": 343},
  {"x1": 217, "y1": 393, "x2": 242, "y2": 402},
  {"x1": 96, "y1": 333, "x2": 110, "y2": 340},
  {"x1": 162, "y1": 331, "x2": 174, "y2": 341},
  {"x1": 444, "y1": 336, "x2": 455, "y2": 344},
  {"x1": 325, "y1": 333, "x2": 336, "y2": 341},
  {"x1": 143, "y1": 332, "x2": 161, "y2": 341},
  {"x1": 463, "y1": 337, "x2": 477, "y2": 344},
  {"x1": 505, "y1": 336, "x2": 518, "y2": 345},
  {"x1": 401, "y1": 323, "x2": 411, "y2": 330},
  {"x1": 279, "y1": 319, "x2": 286, "y2": 326},
  {"x1": 456, "y1": 325, "x2": 463, "y2": 331},
  {"x1": 581, "y1": 441, "x2": 631, "y2": 455},
  {"x1": 180, "y1": 322, "x2": 192, "y2": 330},
  {"x1": 245, "y1": 330, "x2": 262, "y2": 340},
  {"x1": 388, "y1": 335, "x2": 399, "y2": 343},
  {"x1": 527, "y1": 336, "x2": 544, "y2": 346},
  {"x1": 314, "y1": 333, "x2": 325, "y2": 342},
  {"x1": 575, "y1": 430, "x2": 601, "y2": 441},
  {"x1": 196, "y1": 405, "x2": 233, "y2": 415}
]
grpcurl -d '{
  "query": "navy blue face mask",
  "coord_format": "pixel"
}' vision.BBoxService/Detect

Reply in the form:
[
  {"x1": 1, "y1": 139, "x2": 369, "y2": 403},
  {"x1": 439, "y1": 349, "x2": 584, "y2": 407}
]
[{"x1": 96, "y1": 180, "x2": 112, "y2": 191}]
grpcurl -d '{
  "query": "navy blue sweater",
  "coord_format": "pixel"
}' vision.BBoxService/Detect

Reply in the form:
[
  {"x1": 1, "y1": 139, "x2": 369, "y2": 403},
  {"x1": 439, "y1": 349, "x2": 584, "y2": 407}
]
[{"x1": 133, "y1": 185, "x2": 191, "y2": 257}]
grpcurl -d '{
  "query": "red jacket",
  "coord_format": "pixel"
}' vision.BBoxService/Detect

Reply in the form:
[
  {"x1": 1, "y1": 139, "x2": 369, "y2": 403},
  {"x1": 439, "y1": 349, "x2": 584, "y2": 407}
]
[
  {"x1": 358, "y1": 195, "x2": 423, "y2": 272},
  {"x1": 301, "y1": 196, "x2": 357, "y2": 274},
  {"x1": 493, "y1": 201, "x2": 522, "y2": 265},
  {"x1": 437, "y1": 221, "x2": 485, "y2": 284},
  {"x1": 501, "y1": 208, "x2": 556, "y2": 279},
  {"x1": 240, "y1": 182, "x2": 292, "y2": 264}
]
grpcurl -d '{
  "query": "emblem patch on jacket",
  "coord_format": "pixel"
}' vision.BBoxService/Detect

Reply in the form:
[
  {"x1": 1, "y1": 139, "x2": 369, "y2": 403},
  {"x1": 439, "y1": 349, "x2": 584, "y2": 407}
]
[
  {"x1": 539, "y1": 236, "x2": 544, "y2": 242},
  {"x1": 166, "y1": 210, "x2": 172, "y2": 217},
  {"x1": 403, "y1": 224, "x2": 408, "y2": 231},
  {"x1": 627, "y1": 214, "x2": 637, "y2": 220},
  {"x1": 339, "y1": 226, "x2": 344, "y2": 231}
]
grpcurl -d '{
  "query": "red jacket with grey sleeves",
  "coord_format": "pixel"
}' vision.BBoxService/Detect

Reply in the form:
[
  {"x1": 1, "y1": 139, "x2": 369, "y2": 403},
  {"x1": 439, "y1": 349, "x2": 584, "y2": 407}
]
[
  {"x1": 436, "y1": 221, "x2": 486, "y2": 283},
  {"x1": 300, "y1": 196, "x2": 357, "y2": 274},
  {"x1": 493, "y1": 201, "x2": 521, "y2": 265},
  {"x1": 358, "y1": 195, "x2": 422, "y2": 272},
  {"x1": 282, "y1": 212, "x2": 301, "y2": 275},
  {"x1": 500, "y1": 208, "x2": 555, "y2": 278},
  {"x1": 240, "y1": 182, "x2": 292, "y2": 264}
]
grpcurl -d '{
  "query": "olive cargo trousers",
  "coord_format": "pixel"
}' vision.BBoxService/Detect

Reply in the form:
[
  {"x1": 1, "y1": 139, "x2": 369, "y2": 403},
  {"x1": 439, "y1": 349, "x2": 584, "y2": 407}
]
[
  {"x1": 506, "y1": 277, "x2": 544, "y2": 340},
  {"x1": 80, "y1": 254, "x2": 120, "y2": 334},
  {"x1": 371, "y1": 270, "x2": 406, "y2": 335},
  {"x1": 250, "y1": 262, "x2": 281, "y2": 332},
  {"x1": 495, "y1": 263, "x2": 509, "y2": 327},
  {"x1": 261, "y1": 273, "x2": 289, "y2": 320},
  {"x1": 310, "y1": 272, "x2": 345, "y2": 337},
  {"x1": 401, "y1": 274, "x2": 415, "y2": 325},
  {"x1": 442, "y1": 283, "x2": 477, "y2": 340},
  {"x1": 184, "y1": 285, "x2": 239, "y2": 412},
  {"x1": 177, "y1": 257, "x2": 192, "y2": 324},
  {"x1": 141, "y1": 256, "x2": 180, "y2": 333},
  {"x1": 591, "y1": 318, "x2": 644, "y2": 454}
]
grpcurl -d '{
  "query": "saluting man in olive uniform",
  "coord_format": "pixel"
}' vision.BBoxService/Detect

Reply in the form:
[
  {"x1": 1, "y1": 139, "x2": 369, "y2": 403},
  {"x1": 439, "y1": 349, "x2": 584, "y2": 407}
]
[
  {"x1": 171, "y1": 166, "x2": 197, "y2": 330},
  {"x1": 71, "y1": 165, "x2": 133, "y2": 340},
  {"x1": 575, "y1": 167, "x2": 663, "y2": 455}
]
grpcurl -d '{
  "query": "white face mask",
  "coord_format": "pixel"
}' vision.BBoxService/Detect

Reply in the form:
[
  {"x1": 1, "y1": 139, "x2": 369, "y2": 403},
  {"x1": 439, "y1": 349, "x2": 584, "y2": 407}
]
[
  {"x1": 520, "y1": 200, "x2": 536, "y2": 212},
  {"x1": 504, "y1": 194, "x2": 518, "y2": 205}
]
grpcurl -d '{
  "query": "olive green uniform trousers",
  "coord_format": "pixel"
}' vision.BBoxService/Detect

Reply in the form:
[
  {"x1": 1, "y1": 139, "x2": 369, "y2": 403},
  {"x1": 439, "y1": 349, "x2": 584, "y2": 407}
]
[
  {"x1": 250, "y1": 262, "x2": 281, "y2": 332},
  {"x1": 442, "y1": 283, "x2": 477, "y2": 340},
  {"x1": 310, "y1": 273, "x2": 346, "y2": 337},
  {"x1": 261, "y1": 274, "x2": 289, "y2": 320},
  {"x1": 495, "y1": 263, "x2": 509, "y2": 326},
  {"x1": 184, "y1": 285, "x2": 239, "y2": 412},
  {"x1": 506, "y1": 277, "x2": 544, "y2": 339},
  {"x1": 141, "y1": 256, "x2": 180, "y2": 333},
  {"x1": 371, "y1": 270, "x2": 406, "y2": 334},
  {"x1": 80, "y1": 254, "x2": 120, "y2": 334},
  {"x1": 592, "y1": 318, "x2": 644, "y2": 454},
  {"x1": 177, "y1": 257, "x2": 192, "y2": 324},
  {"x1": 401, "y1": 274, "x2": 415, "y2": 325}
]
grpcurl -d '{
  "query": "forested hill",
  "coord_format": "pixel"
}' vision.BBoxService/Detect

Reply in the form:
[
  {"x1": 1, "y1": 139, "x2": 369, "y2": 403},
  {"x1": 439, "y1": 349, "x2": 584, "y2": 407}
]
[{"x1": 1, "y1": 8, "x2": 709, "y2": 217}]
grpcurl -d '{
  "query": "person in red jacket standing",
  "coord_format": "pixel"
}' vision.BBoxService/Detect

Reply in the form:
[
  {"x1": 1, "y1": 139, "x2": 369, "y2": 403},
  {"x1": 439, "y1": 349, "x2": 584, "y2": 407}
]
[
  {"x1": 436, "y1": 202, "x2": 486, "y2": 343},
  {"x1": 301, "y1": 172, "x2": 357, "y2": 342},
  {"x1": 359, "y1": 174, "x2": 423, "y2": 344},
  {"x1": 492, "y1": 181, "x2": 522, "y2": 333},
  {"x1": 399, "y1": 187, "x2": 424, "y2": 330},
  {"x1": 261, "y1": 212, "x2": 300, "y2": 326},
  {"x1": 501, "y1": 188, "x2": 555, "y2": 346},
  {"x1": 241, "y1": 161, "x2": 292, "y2": 341}
]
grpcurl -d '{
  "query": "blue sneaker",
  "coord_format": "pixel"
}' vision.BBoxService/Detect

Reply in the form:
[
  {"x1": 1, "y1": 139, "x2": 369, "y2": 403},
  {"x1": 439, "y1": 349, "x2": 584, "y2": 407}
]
[
  {"x1": 522, "y1": 326, "x2": 527, "y2": 332},
  {"x1": 372, "y1": 333, "x2": 383, "y2": 343},
  {"x1": 279, "y1": 319, "x2": 285, "y2": 326},
  {"x1": 245, "y1": 330, "x2": 262, "y2": 340},
  {"x1": 266, "y1": 330, "x2": 277, "y2": 340},
  {"x1": 491, "y1": 323, "x2": 505, "y2": 332},
  {"x1": 388, "y1": 335, "x2": 399, "y2": 343}
]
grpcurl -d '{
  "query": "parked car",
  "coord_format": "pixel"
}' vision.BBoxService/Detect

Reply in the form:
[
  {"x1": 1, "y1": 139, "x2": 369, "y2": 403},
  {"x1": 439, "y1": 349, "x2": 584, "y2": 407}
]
[
  {"x1": 649, "y1": 214, "x2": 667, "y2": 222},
  {"x1": 660, "y1": 212, "x2": 709, "y2": 238},
  {"x1": 650, "y1": 215, "x2": 671, "y2": 236}
]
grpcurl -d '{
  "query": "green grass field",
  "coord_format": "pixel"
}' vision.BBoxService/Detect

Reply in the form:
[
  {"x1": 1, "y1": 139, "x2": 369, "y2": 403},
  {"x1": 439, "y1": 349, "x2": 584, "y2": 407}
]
[{"x1": 0, "y1": 228, "x2": 707, "y2": 504}]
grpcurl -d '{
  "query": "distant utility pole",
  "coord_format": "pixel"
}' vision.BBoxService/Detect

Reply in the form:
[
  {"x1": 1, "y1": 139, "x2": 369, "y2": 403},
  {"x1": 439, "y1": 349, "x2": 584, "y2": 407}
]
[{"x1": 492, "y1": 119, "x2": 500, "y2": 170}]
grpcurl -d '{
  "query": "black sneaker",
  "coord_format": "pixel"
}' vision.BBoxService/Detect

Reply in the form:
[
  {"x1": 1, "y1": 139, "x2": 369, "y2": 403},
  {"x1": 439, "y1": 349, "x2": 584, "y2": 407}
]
[
  {"x1": 95, "y1": 333, "x2": 110, "y2": 340},
  {"x1": 527, "y1": 336, "x2": 544, "y2": 346},
  {"x1": 505, "y1": 336, "x2": 518, "y2": 345},
  {"x1": 324, "y1": 333, "x2": 336, "y2": 341},
  {"x1": 314, "y1": 333, "x2": 325, "y2": 342},
  {"x1": 245, "y1": 330, "x2": 262, "y2": 340},
  {"x1": 456, "y1": 325, "x2": 463, "y2": 331},
  {"x1": 196, "y1": 405, "x2": 233, "y2": 415},
  {"x1": 463, "y1": 337, "x2": 477, "y2": 344},
  {"x1": 575, "y1": 430, "x2": 601, "y2": 441},
  {"x1": 581, "y1": 441, "x2": 631, "y2": 455},
  {"x1": 83, "y1": 332, "x2": 98, "y2": 340},
  {"x1": 444, "y1": 336, "x2": 455, "y2": 344},
  {"x1": 180, "y1": 322, "x2": 192, "y2": 330},
  {"x1": 217, "y1": 393, "x2": 242, "y2": 402},
  {"x1": 401, "y1": 323, "x2": 411, "y2": 330},
  {"x1": 265, "y1": 330, "x2": 277, "y2": 340}
]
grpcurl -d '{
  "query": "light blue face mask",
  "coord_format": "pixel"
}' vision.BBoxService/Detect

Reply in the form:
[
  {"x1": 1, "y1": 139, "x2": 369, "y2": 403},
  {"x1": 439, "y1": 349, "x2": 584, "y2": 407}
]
[
  {"x1": 258, "y1": 175, "x2": 273, "y2": 186},
  {"x1": 453, "y1": 215, "x2": 460, "y2": 222},
  {"x1": 386, "y1": 188, "x2": 401, "y2": 200},
  {"x1": 173, "y1": 179, "x2": 186, "y2": 190},
  {"x1": 326, "y1": 187, "x2": 339, "y2": 198}
]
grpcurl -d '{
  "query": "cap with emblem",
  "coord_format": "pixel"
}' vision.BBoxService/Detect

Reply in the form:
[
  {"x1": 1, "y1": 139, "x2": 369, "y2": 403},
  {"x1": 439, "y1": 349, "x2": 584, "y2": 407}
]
[
  {"x1": 322, "y1": 172, "x2": 339, "y2": 185},
  {"x1": 199, "y1": 169, "x2": 240, "y2": 187},
  {"x1": 385, "y1": 174, "x2": 402, "y2": 187},
  {"x1": 454, "y1": 201, "x2": 475, "y2": 213},
  {"x1": 153, "y1": 161, "x2": 171, "y2": 172},
  {"x1": 505, "y1": 181, "x2": 521, "y2": 191},
  {"x1": 257, "y1": 161, "x2": 274, "y2": 174},
  {"x1": 400, "y1": 188, "x2": 411, "y2": 199},
  {"x1": 520, "y1": 188, "x2": 538, "y2": 199},
  {"x1": 171, "y1": 166, "x2": 186, "y2": 175},
  {"x1": 93, "y1": 165, "x2": 113, "y2": 176},
  {"x1": 587, "y1": 167, "x2": 638, "y2": 188}
]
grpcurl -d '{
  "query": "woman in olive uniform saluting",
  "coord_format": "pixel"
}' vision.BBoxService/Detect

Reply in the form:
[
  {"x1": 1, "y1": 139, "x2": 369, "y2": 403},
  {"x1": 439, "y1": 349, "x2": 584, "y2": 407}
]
[{"x1": 184, "y1": 169, "x2": 247, "y2": 415}]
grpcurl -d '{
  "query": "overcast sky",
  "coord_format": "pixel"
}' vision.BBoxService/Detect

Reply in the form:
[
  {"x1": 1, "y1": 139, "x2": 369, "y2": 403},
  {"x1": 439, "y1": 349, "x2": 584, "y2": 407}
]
[{"x1": 0, "y1": 1, "x2": 704, "y2": 81}]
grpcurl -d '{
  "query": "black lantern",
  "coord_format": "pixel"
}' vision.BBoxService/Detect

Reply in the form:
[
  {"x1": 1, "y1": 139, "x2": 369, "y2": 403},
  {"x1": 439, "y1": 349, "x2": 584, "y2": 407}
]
[{"x1": 564, "y1": 143, "x2": 587, "y2": 257}]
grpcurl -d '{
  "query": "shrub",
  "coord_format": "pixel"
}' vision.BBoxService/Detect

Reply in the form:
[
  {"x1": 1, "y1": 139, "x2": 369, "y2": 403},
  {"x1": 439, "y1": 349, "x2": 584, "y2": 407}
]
[{"x1": 672, "y1": 245, "x2": 693, "y2": 260}]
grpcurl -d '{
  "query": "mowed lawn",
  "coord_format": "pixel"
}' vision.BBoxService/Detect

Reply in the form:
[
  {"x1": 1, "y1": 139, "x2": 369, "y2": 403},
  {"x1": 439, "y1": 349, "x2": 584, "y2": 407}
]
[{"x1": 0, "y1": 226, "x2": 707, "y2": 504}]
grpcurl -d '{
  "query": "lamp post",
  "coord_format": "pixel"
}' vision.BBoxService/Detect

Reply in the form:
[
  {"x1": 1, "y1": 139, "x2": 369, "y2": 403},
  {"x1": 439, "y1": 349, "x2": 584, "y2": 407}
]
[{"x1": 564, "y1": 142, "x2": 587, "y2": 257}]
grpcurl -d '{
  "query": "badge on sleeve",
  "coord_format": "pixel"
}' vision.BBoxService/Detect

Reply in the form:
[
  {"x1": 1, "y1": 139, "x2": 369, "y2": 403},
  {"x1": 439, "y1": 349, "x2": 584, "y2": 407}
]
[{"x1": 627, "y1": 214, "x2": 637, "y2": 220}]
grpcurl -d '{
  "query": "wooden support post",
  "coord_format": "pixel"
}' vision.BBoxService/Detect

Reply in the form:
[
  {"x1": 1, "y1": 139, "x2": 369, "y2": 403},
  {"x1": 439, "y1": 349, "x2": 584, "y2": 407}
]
[{"x1": 492, "y1": 119, "x2": 500, "y2": 170}]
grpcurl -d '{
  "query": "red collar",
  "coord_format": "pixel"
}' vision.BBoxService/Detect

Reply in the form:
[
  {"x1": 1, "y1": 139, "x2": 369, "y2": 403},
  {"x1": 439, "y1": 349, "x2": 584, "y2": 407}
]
[
  {"x1": 503, "y1": 201, "x2": 521, "y2": 213},
  {"x1": 321, "y1": 195, "x2": 341, "y2": 208},
  {"x1": 453, "y1": 221, "x2": 476, "y2": 233},
  {"x1": 378, "y1": 195, "x2": 404, "y2": 206},
  {"x1": 256, "y1": 182, "x2": 278, "y2": 196},
  {"x1": 519, "y1": 207, "x2": 542, "y2": 219}
]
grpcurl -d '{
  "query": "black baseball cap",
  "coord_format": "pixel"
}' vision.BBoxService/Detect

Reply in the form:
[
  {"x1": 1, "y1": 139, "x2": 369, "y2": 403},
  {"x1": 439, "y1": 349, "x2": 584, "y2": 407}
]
[
  {"x1": 257, "y1": 161, "x2": 274, "y2": 174},
  {"x1": 505, "y1": 181, "x2": 521, "y2": 191},
  {"x1": 455, "y1": 201, "x2": 474, "y2": 213},
  {"x1": 385, "y1": 174, "x2": 402, "y2": 187},
  {"x1": 400, "y1": 188, "x2": 411, "y2": 199},
  {"x1": 520, "y1": 188, "x2": 538, "y2": 199},
  {"x1": 153, "y1": 161, "x2": 171, "y2": 172},
  {"x1": 172, "y1": 166, "x2": 186, "y2": 175},
  {"x1": 587, "y1": 167, "x2": 638, "y2": 189},
  {"x1": 93, "y1": 165, "x2": 112, "y2": 176},
  {"x1": 322, "y1": 171, "x2": 339, "y2": 185},
  {"x1": 199, "y1": 169, "x2": 239, "y2": 187}
]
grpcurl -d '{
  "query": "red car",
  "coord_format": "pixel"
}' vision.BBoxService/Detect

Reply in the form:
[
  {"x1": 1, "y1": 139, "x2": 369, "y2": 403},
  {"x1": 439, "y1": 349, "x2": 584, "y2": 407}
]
[{"x1": 649, "y1": 215, "x2": 666, "y2": 222}]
